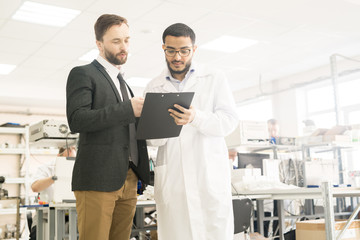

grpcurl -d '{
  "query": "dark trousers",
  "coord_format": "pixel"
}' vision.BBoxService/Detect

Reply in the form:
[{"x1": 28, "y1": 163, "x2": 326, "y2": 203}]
[{"x1": 29, "y1": 226, "x2": 36, "y2": 240}]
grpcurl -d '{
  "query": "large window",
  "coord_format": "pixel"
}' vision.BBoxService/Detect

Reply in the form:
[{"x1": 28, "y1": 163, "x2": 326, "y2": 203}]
[
  {"x1": 338, "y1": 80, "x2": 360, "y2": 107},
  {"x1": 236, "y1": 98, "x2": 273, "y2": 122},
  {"x1": 303, "y1": 77, "x2": 360, "y2": 128},
  {"x1": 307, "y1": 85, "x2": 334, "y2": 113},
  {"x1": 304, "y1": 81, "x2": 336, "y2": 128},
  {"x1": 349, "y1": 110, "x2": 360, "y2": 125}
]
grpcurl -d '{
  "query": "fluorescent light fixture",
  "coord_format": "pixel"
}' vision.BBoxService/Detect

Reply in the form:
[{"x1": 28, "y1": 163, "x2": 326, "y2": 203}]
[
  {"x1": 79, "y1": 49, "x2": 99, "y2": 62},
  {"x1": 127, "y1": 77, "x2": 151, "y2": 88},
  {"x1": 12, "y1": 1, "x2": 80, "y2": 27},
  {"x1": 200, "y1": 35, "x2": 258, "y2": 53},
  {"x1": 0, "y1": 64, "x2": 16, "y2": 75}
]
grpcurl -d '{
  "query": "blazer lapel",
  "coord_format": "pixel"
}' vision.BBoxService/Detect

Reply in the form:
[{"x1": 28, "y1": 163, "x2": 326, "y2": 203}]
[{"x1": 91, "y1": 60, "x2": 122, "y2": 102}]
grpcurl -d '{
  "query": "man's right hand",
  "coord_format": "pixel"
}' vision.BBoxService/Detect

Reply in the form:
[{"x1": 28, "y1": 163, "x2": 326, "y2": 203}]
[{"x1": 130, "y1": 97, "x2": 144, "y2": 117}]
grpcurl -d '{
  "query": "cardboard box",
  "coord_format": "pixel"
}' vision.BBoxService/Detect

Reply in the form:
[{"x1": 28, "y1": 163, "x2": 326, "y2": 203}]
[
  {"x1": 234, "y1": 232, "x2": 269, "y2": 240},
  {"x1": 324, "y1": 125, "x2": 351, "y2": 136},
  {"x1": 323, "y1": 134, "x2": 351, "y2": 143},
  {"x1": 311, "y1": 128, "x2": 329, "y2": 136},
  {"x1": 296, "y1": 219, "x2": 360, "y2": 240},
  {"x1": 296, "y1": 135, "x2": 323, "y2": 145},
  {"x1": 249, "y1": 232, "x2": 269, "y2": 240}
]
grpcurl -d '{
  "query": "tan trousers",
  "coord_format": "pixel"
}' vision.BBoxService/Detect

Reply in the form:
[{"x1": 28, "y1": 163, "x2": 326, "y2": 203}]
[{"x1": 74, "y1": 168, "x2": 138, "y2": 240}]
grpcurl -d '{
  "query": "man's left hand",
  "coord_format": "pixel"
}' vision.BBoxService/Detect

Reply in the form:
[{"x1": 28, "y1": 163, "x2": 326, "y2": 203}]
[{"x1": 168, "y1": 105, "x2": 196, "y2": 125}]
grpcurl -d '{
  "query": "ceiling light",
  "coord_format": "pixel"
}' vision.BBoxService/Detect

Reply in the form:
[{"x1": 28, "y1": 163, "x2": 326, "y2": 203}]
[
  {"x1": 12, "y1": 1, "x2": 80, "y2": 27},
  {"x1": 200, "y1": 35, "x2": 258, "y2": 53},
  {"x1": 79, "y1": 49, "x2": 99, "y2": 62},
  {"x1": 127, "y1": 77, "x2": 151, "y2": 88},
  {"x1": 0, "y1": 64, "x2": 16, "y2": 75}
]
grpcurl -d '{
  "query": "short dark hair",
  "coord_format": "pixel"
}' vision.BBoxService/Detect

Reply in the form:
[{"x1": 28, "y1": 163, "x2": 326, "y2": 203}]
[
  {"x1": 267, "y1": 119, "x2": 278, "y2": 125},
  {"x1": 58, "y1": 147, "x2": 66, "y2": 155},
  {"x1": 162, "y1": 23, "x2": 196, "y2": 45},
  {"x1": 94, "y1": 14, "x2": 128, "y2": 41}
]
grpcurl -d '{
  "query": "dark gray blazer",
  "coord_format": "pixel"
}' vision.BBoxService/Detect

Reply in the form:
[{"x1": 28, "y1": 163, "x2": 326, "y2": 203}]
[{"x1": 66, "y1": 60, "x2": 150, "y2": 192}]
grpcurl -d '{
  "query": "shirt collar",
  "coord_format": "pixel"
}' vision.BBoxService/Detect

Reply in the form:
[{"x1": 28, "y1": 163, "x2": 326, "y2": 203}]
[{"x1": 96, "y1": 55, "x2": 125, "y2": 78}]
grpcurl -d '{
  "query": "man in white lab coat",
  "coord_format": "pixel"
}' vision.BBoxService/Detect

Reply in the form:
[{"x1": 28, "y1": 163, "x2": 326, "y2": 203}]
[{"x1": 144, "y1": 23, "x2": 239, "y2": 240}]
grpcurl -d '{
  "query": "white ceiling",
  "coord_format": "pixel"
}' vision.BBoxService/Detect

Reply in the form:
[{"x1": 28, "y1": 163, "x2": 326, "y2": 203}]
[{"x1": 1, "y1": 0, "x2": 360, "y2": 109}]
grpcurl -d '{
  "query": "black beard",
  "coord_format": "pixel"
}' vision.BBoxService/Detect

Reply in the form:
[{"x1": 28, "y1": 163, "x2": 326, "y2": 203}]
[
  {"x1": 105, "y1": 50, "x2": 127, "y2": 65},
  {"x1": 167, "y1": 60, "x2": 191, "y2": 76}
]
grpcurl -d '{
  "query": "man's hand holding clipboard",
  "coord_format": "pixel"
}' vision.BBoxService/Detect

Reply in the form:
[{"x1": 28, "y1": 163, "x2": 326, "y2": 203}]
[
  {"x1": 168, "y1": 105, "x2": 196, "y2": 125},
  {"x1": 135, "y1": 92, "x2": 195, "y2": 139}
]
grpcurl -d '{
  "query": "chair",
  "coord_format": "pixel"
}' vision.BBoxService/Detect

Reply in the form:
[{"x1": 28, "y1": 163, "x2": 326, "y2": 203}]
[{"x1": 233, "y1": 198, "x2": 253, "y2": 234}]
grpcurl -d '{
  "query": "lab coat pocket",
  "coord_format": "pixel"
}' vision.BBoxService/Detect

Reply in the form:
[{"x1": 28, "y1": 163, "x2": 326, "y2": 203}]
[{"x1": 154, "y1": 165, "x2": 169, "y2": 205}]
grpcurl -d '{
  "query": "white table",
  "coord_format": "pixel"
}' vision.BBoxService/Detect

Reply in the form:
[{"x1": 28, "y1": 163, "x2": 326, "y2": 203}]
[
  {"x1": 36, "y1": 200, "x2": 156, "y2": 240},
  {"x1": 237, "y1": 184, "x2": 360, "y2": 240}
]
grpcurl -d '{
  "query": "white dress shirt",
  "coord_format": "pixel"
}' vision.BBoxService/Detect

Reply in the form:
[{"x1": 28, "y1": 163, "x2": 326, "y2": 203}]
[{"x1": 96, "y1": 55, "x2": 129, "y2": 100}]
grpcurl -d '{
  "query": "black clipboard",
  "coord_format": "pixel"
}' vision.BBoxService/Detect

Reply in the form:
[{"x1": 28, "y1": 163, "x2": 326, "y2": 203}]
[{"x1": 136, "y1": 92, "x2": 195, "y2": 139}]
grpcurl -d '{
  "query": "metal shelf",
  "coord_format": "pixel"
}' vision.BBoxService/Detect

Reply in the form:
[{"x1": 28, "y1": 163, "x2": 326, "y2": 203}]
[
  {"x1": 237, "y1": 144, "x2": 300, "y2": 153},
  {"x1": 0, "y1": 148, "x2": 25, "y2": 154},
  {"x1": 29, "y1": 148, "x2": 59, "y2": 155},
  {"x1": 0, "y1": 207, "x2": 26, "y2": 215},
  {"x1": 0, "y1": 148, "x2": 59, "y2": 155},
  {"x1": 0, "y1": 127, "x2": 26, "y2": 134},
  {"x1": 2, "y1": 238, "x2": 29, "y2": 240},
  {"x1": 4, "y1": 178, "x2": 26, "y2": 184}
]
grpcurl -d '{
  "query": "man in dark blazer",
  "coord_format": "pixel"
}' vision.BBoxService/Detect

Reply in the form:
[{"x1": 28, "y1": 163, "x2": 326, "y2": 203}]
[{"x1": 66, "y1": 14, "x2": 150, "y2": 240}]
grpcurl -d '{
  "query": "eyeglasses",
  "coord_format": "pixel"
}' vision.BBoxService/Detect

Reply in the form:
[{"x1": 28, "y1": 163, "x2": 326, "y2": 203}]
[{"x1": 164, "y1": 48, "x2": 191, "y2": 57}]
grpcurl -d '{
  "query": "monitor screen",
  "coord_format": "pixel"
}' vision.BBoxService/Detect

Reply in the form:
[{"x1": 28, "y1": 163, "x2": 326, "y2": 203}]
[{"x1": 237, "y1": 153, "x2": 270, "y2": 175}]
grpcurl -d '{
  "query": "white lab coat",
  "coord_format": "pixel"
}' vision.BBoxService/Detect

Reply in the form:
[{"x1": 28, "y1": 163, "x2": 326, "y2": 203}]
[{"x1": 144, "y1": 63, "x2": 238, "y2": 240}]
